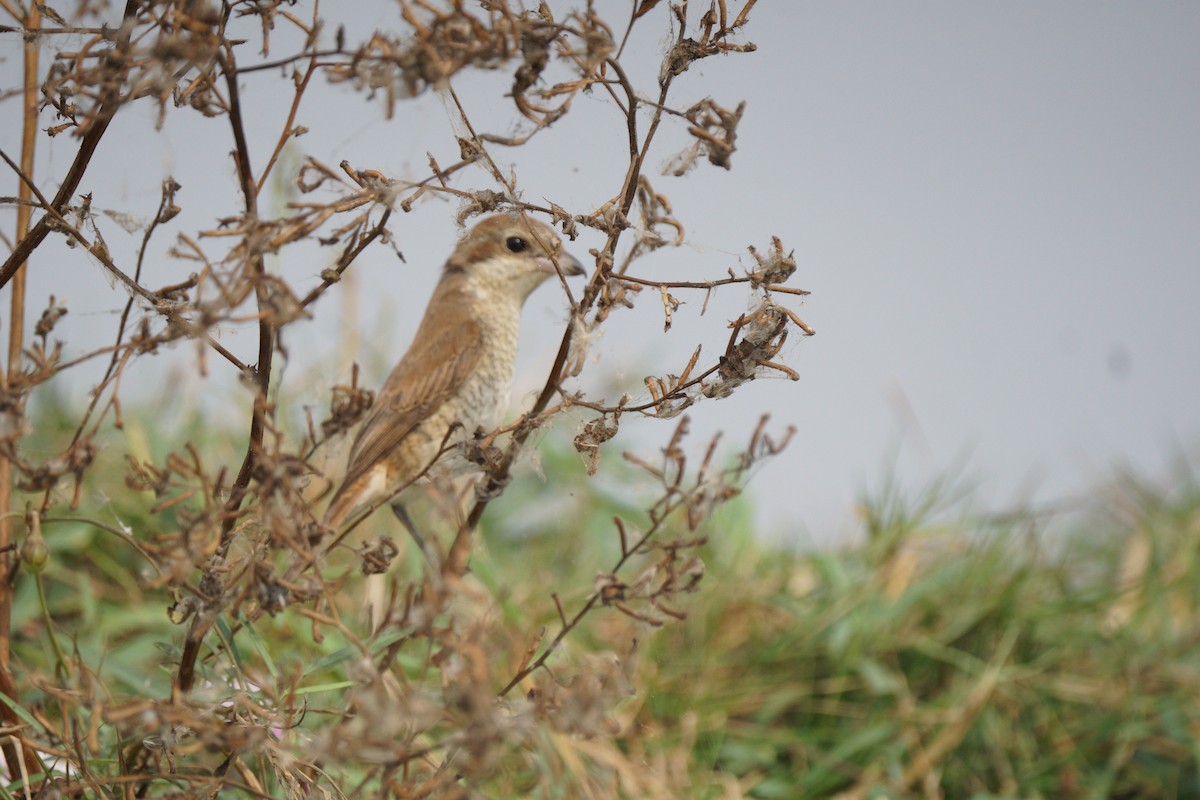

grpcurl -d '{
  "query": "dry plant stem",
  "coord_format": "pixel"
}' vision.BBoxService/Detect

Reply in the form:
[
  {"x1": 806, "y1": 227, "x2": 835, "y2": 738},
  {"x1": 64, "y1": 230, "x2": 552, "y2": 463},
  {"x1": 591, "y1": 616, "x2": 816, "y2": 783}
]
[
  {"x1": 176, "y1": 45, "x2": 273, "y2": 696},
  {"x1": 255, "y1": 54, "x2": 317, "y2": 198},
  {"x1": 495, "y1": 551, "x2": 648, "y2": 697},
  {"x1": 493, "y1": 414, "x2": 774, "y2": 698},
  {"x1": 616, "y1": 271, "x2": 809, "y2": 296},
  {"x1": 234, "y1": 48, "x2": 347, "y2": 75},
  {"x1": 298, "y1": 207, "x2": 393, "y2": 309},
  {"x1": 0, "y1": 2, "x2": 49, "y2": 780},
  {"x1": 0, "y1": 0, "x2": 140, "y2": 292},
  {"x1": 215, "y1": 44, "x2": 273, "y2": 547}
]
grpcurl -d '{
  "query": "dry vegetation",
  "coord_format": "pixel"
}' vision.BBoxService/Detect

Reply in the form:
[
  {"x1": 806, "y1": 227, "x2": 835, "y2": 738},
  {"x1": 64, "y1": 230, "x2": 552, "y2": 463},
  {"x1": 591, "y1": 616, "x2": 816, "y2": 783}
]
[
  {"x1": 0, "y1": 1, "x2": 821, "y2": 797},
  {"x1": 7, "y1": 4, "x2": 1195, "y2": 799}
]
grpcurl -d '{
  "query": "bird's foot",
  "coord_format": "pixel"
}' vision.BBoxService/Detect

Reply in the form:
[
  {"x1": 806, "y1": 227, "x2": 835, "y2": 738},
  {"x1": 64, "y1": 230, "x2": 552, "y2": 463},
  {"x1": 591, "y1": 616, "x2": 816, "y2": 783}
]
[{"x1": 390, "y1": 501, "x2": 444, "y2": 570}]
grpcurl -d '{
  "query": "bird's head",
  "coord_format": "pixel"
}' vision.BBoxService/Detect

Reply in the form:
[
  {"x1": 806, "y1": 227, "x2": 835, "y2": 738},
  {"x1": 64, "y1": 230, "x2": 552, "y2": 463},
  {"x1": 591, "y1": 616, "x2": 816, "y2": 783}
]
[{"x1": 445, "y1": 213, "x2": 586, "y2": 302}]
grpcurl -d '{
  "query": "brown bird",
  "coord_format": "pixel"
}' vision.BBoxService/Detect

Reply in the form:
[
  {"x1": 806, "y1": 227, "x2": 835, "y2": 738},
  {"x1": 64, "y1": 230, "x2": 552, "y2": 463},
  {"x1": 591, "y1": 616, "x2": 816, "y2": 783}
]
[{"x1": 323, "y1": 213, "x2": 584, "y2": 529}]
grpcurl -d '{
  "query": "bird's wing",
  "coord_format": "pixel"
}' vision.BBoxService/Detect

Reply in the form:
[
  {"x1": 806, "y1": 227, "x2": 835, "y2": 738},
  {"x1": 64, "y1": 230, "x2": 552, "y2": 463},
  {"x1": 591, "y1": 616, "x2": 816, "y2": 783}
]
[{"x1": 337, "y1": 309, "x2": 484, "y2": 499}]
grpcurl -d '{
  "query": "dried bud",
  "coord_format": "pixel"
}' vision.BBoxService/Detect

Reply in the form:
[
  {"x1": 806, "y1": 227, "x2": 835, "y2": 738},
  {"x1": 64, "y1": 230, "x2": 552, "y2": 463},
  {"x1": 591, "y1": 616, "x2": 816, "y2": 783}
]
[
  {"x1": 322, "y1": 379, "x2": 374, "y2": 440},
  {"x1": 34, "y1": 296, "x2": 68, "y2": 339},
  {"x1": 359, "y1": 537, "x2": 400, "y2": 575},
  {"x1": 747, "y1": 236, "x2": 796, "y2": 285}
]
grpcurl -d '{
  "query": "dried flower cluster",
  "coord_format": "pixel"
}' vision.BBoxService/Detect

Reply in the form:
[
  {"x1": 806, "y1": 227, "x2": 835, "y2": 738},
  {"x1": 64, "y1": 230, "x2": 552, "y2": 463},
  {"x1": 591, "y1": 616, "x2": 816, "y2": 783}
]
[{"x1": 0, "y1": 1, "x2": 810, "y2": 797}]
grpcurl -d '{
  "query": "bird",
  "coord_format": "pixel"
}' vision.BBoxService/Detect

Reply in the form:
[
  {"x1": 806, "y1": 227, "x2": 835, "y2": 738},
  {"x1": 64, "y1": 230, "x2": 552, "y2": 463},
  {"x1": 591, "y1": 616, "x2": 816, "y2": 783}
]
[{"x1": 322, "y1": 212, "x2": 585, "y2": 530}]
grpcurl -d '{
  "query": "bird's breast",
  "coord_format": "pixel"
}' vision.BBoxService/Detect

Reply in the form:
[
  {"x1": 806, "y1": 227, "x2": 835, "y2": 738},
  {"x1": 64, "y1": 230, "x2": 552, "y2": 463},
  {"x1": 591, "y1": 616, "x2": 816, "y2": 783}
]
[{"x1": 457, "y1": 304, "x2": 522, "y2": 432}]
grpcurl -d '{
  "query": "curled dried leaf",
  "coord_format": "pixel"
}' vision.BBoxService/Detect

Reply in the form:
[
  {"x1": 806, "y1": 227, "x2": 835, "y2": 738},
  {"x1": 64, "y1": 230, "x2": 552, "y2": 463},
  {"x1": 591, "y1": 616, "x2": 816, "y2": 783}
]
[{"x1": 574, "y1": 416, "x2": 620, "y2": 476}]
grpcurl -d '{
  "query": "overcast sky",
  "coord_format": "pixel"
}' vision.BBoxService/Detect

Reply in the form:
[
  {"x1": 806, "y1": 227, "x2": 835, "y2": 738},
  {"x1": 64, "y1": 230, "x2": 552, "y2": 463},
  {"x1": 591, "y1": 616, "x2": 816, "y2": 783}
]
[{"x1": 2, "y1": 3, "x2": 1197, "y2": 545}]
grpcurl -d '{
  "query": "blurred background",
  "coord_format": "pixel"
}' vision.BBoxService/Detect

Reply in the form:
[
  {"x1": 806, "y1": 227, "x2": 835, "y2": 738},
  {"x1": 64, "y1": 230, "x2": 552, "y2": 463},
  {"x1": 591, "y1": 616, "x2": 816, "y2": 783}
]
[
  {"x1": 5, "y1": 6, "x2": 1200, "y2": 794},
  {"x1": 2, "y1": 2, "x2": 1197, "y2": 545}
]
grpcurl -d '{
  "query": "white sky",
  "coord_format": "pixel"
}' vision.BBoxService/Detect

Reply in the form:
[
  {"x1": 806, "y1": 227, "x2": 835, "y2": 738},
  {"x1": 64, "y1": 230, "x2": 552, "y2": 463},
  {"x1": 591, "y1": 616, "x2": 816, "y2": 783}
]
[{"x1": 1, "y1": 3, "x2": 1197, "y2": 545}]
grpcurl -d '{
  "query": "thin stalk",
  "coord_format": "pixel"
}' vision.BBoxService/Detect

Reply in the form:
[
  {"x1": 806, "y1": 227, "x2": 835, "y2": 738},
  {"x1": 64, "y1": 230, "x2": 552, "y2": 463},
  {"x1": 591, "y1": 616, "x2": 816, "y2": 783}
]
[{"x1": 0, "y1": 2, "x2": 47, "y2": 780}]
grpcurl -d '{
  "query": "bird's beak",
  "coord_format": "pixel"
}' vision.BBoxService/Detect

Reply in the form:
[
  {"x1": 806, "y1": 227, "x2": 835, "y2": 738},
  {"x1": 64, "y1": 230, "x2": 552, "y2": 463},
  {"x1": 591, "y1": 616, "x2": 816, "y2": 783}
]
[{"x1": 537, "y1": 251, "x2": 586, "y2": 277}]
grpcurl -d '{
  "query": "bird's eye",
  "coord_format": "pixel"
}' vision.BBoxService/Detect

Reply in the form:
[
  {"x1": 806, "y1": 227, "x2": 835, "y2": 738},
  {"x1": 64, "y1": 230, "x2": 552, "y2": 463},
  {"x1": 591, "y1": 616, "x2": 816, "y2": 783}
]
[{"x1": 506, "y1": 236, "x2": 528, "y2": 253}]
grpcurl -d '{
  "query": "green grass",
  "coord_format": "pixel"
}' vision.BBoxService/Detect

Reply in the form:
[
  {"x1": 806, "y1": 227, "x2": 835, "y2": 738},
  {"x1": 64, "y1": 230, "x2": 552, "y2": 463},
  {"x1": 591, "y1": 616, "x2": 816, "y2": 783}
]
[
  {"x1": 448, "y1": 441, "x2": 1200, "y2": 798},
  {"x1": 8, "y1": 398, "x2": 1200, "y2": 798},
  {"x1": 620, "y1": 473, "x2": 1200, "y2": 798}
]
